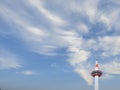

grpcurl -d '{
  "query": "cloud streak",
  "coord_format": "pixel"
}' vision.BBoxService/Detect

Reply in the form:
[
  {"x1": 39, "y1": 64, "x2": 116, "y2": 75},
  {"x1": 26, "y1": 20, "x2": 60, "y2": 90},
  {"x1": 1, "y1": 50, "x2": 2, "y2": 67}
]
[
  {"x1": 16, "y1": 70, "x2": 37, "y2": 75},
  {"x1": 27, "y1": 0, "x2": 67, "y2": 26}
]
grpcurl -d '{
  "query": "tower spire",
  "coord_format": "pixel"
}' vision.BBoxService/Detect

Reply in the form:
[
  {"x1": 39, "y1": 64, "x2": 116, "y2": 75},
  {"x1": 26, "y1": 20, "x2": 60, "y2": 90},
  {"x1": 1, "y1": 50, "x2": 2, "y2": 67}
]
[{"x1": 95, "y1": 60, "x2": 98, "y2": 70}]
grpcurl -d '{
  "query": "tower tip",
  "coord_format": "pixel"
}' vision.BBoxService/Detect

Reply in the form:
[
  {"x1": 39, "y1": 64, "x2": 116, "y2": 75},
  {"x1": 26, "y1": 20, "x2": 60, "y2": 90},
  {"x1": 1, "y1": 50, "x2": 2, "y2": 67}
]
[{"x1": 95, "y1": 60, "x2": 99, "y2": 68}]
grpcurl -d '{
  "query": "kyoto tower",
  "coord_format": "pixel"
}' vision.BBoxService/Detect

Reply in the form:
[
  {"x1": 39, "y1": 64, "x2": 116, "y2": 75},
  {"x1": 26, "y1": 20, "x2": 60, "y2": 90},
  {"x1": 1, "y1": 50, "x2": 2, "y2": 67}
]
[{"x1": 91, "y1": 61, "x2": 102, "y2": 90}]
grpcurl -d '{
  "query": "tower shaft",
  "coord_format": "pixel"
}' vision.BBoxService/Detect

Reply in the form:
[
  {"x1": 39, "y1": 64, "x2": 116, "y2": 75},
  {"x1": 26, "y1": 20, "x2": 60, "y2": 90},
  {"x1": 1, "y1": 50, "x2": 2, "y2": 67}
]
[{"x1": 95, "y1": 76, "x2": 99, "y2": 90}]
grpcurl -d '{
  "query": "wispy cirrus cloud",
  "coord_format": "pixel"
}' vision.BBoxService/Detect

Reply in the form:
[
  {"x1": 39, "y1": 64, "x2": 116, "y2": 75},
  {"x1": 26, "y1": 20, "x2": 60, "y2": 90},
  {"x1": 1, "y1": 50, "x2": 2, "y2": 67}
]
[
  {"x1": 16, "y1": 70, "x2": 37, "y2": 75},
  {"x1": 100, "y1": 60, "x2": 120, "y2": 80},
  {"x1": 99, "y1": 36, "x2": 120, "y2": 56},
  {"x1": 99, "y1": 9, "x2": 120, "y2": 30},
  {"x1": 27, "y1": 0, "x2": 67, "y2": 26},
  {"x1": 102, "y1": 60, "x2": 120, "y2": 75},
  {"x1": 0, "y1": 0, "x2": 120, "y2": 85}
]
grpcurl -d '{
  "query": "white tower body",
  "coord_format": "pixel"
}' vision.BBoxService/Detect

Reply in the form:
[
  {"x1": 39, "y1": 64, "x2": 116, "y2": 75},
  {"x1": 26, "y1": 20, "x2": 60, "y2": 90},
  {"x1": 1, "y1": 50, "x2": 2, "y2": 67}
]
[
  {"x1": 95, "y1": 76, "x2": 99, "y2": 90},
  {"x1": 91, "y1": 61, "x2": 102, "y2": 90},
  {"x1": 95, "y1": 61, "x2": 99, "y2": 90}
]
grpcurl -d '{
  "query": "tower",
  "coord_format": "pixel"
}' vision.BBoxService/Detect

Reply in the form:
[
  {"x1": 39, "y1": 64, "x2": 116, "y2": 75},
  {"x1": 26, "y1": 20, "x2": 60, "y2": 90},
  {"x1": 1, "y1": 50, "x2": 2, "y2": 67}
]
[{"x1": 91, "y1": 61, "x2": 102, "y2": 90}]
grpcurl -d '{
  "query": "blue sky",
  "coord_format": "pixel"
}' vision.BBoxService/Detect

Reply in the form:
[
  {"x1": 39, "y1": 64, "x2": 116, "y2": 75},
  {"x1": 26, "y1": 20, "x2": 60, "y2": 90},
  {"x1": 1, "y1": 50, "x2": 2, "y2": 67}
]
[{"x1": 0, "y1": 0, "x2": 120, "y2": 90}]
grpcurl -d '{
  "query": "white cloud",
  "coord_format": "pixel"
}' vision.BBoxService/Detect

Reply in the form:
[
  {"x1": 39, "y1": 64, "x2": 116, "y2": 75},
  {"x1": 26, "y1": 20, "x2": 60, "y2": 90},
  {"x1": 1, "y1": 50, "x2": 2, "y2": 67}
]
[
  {"x1": 0, "y1": 4, "x2": 56, "y2": 55},
  {"x1": 69, "y1": 50, "x2": 90, "y2": 66},
  {"x1": 0, "y1": 2, "x2": 67, "y2": 56},
  {"x1": 100, "y1": 14, "x2": 111, "y2": 29},
  {"x1": 69, "y1": 50, "x2": 92, "y2": 84},
  {"x1": 77, "y1": 23, "x2": 89, "y2": 33},
  {"x1": 0, "y1": 0, "x2": 120, "y2": 85},
  {"x1": 83, "y1": 0, "x2": 99, "y2": 21},
  {"x1": 99, "y1": 10, "x2": 120, "y2": 30},
  {"x1": 27, "y1": 0, "x2": 67, "y2": 26},
  {"x1": 20, "y1": 26, "x2": 47, "y2": 42},
  {"x1": 69, "y1": 0, "x2": 99, "y2": 22},
  {"x1": 27, "y1": 27, "x2": 46, "y2": 36},
  {"x1": 102, "y1": 61, "x2": 120, "y2": 74},
  {"x1": 99, "y1": 36, "x2": 120, "y2": 56},
  {"x1": 59, "y1": 31, "x2": 92, "y2": 84},
  {"x1": 16, "y1": 70, "x2": 37, "y2": 75},
  {"x1": 0, "y1": 50, "x2": 21, "y2": 69}
]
